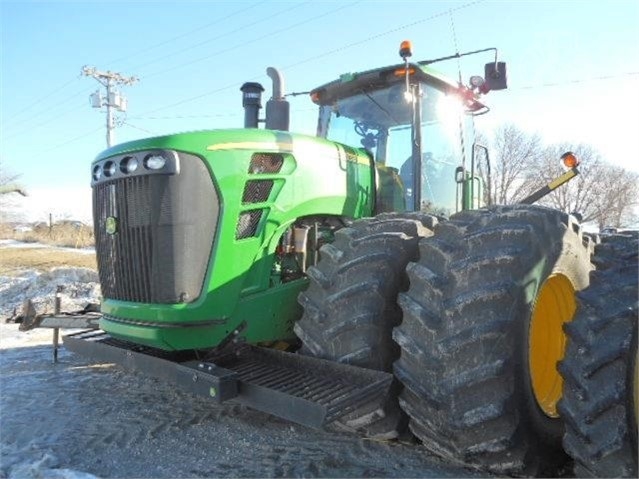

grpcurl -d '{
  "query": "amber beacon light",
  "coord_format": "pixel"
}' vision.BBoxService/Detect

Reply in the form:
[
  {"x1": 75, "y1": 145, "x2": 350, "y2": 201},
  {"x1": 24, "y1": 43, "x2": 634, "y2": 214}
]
[
  {"x1": 561, "y1": 151, "x2": 580, "y2": 168},
  {"x1": 399, "y1": 40, "x2": 413, "y2": 59}
]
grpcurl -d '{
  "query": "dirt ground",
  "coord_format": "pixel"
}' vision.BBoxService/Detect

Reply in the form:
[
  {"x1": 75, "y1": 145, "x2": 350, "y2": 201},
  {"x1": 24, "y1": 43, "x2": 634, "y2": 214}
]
[
  {"x1": 0, "y1": 323, "x2": 487, "y2": 479},
  {"x1": 0, "y1": 246, "x2": 96, "y2": 276}
]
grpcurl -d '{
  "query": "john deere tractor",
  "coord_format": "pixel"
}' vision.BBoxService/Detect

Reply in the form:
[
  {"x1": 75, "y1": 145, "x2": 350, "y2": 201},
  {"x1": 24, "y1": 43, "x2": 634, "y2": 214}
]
[{"x1": 64, "y1": 43, "x2": 636, "y2": 476}]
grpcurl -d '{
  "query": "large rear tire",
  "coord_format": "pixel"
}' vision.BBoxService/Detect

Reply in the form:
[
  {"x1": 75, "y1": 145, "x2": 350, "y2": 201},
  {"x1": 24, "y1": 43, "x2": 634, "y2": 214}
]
[
  {"x1": 394, "y1": 205, "x2": 593, "y2": 475},
  {"x1": 295, "y1": 213, "x2": 437, "y2": 439},
  {"x1": 558, "y1": 234, "x2": 638, "y2": 478}
]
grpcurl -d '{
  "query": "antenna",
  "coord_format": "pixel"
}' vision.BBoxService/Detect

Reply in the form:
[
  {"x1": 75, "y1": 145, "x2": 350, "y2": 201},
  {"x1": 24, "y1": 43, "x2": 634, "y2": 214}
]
[{"x1": 449, "y1": 10, "x2": 463, "y2": 85}]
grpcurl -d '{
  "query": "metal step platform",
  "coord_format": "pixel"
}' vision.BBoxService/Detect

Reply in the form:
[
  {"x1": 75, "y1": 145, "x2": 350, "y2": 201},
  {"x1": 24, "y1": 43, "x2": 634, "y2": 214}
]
[
  {"x1": 63, "y1": 330, "x2": 393, "y2": 429},
  {"x1": 5, "y1": 298, "x2": 101, "y2": 362}
]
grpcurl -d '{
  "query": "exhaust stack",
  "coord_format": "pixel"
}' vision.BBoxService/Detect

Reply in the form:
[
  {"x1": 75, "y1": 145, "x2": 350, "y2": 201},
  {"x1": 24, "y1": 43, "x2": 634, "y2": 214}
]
[{"x1": 265, "y1": 67, "x2": 290, "y2": 131}]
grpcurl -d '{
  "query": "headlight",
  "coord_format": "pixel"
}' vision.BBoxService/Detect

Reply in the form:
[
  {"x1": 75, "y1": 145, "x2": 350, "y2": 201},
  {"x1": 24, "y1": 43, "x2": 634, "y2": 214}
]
[
  {"x1": 103, "y1": 161, "x2": 116, "y2": 177},
  {"x1": 144, "y1": 154, "x2": 166, "y2": 170},
  {"x1": 120, "y1": 156, "x2": 139, "y2": 173},
  {"x1": 92, "y1": 165, "x2": 102, "y2": 181}
]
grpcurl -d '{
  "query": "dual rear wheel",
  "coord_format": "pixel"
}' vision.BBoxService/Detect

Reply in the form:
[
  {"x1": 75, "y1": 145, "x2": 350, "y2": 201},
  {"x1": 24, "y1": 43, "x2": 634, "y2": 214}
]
[
  {"x1": 295, "y1": 212, "x2": 438, "y2": 438},
  {"x1": 558, "y1": 234, "x2": 638, "y2": 478},
  {"x1": 296, "y1": 206, "x2": 635, "y2": 476},
  {"x1": 393, "y1": 205, "x2": 592, "y2": 475}
]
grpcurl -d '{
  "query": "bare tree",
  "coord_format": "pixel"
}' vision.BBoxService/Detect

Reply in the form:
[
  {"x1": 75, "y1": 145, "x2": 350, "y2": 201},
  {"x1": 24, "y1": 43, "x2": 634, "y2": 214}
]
[
  {"x1": 524, "y1": 143, "x2": 604, "y2": 222},
  {"x1": 0, "y1": 161, "x2": 26, "y2": 223},
  {"x1": 589, "y1": 164, "x2": 639, "y2": 229},
  {"x1": 477, "y1": 125, "x2": 639, "y2": 229},
  {"x1": 522, "y1": 143, "x2": 639, "y2": 227},
  {"x1": 0, "y1": 170, "x2": 23, "y2": 192},
  {"x1": 480, "y1": 124, "x2": 544, "y2": 205}
]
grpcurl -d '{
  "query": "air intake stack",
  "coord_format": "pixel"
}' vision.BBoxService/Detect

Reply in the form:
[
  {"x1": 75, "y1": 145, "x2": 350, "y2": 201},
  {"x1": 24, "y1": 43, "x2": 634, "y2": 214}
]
[{"x1": 240, "y1": 82, "x2": 264, "y2": 128}]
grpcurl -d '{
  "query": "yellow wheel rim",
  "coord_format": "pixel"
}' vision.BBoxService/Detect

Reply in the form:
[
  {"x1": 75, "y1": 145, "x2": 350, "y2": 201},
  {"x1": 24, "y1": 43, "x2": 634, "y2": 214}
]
[{"x1": 529, "y1": 274, "x2": 576, "y2": 418}]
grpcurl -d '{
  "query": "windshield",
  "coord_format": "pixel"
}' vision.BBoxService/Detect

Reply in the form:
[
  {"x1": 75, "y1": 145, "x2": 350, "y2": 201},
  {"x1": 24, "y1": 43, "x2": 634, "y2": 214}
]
[{"x1": 322, "y1": 81, "x2": 472, "y2": 216}]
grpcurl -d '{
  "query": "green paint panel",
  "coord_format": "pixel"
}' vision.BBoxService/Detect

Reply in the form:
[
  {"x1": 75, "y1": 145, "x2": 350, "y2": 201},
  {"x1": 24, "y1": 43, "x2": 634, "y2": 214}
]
[{"x1": 97, "y1": 129, "x2": 374, "y2": 350}]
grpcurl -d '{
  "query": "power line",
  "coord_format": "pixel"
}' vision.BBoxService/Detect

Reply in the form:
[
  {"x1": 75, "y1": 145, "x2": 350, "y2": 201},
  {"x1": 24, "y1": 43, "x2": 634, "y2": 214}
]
[
  {"x1": 2, "y1": 4, "x2": 264, "y2": 132},
  {"x1": 104, "y1": 1, "x2": 266, "y2": 69},
  {"x1": 42, "y1": 126, "x2": 104, "y2": 153},
  {"x1": 128, "y1": 107, "x2": 316, "y2": 122},
  {"x1": 2, "y1": 76, "x2": 79, "y2": 123},
  {"x1": 4, "y1": 2, "x2": 476, "y2": 137},
  {"x1": 2, "y1": 3, "x2": 266, "y2": 133},
  {"x1": 281, "y1": 0, "x2": 484, "y2": 71},
  {"x1": 3, "y1": 104, "x2": 86, "y2": 141},
  {"x1": 129, "y1": 113, "x2": 241, "y2": 120},
  {"x1": 8, "y1": 69, "x2": 633, "y2": 146},
  {"x1": 142, "y1": 1, "x2": 356, "y2": 80},
  {"x1": 138, "y1": 0, "x2": 483, "y2": 115},
  {"x1": 122, "y1": 122, "x2": 156, "y2": 135},
  {"x1": 0, "y1": 2, "x2": 285, "y2": 134},
  {"x1": 132, "y1": 2, "x2": 310, "y2": 76},
  {"x1": 514, "y1": 71, "x2": 639, "y2": 90},
  {"x1": 142, "y1": 79, "x2": 257, "y2": 115},
  {"x1": 3, "y1": 89, "x2": 90, "y2": 132}
]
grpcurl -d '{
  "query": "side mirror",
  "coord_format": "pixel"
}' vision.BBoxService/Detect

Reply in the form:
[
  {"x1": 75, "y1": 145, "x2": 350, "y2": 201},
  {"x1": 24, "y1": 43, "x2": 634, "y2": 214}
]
[{"x1": 484, "y1": 62, "x2": 508, "y2": 91}]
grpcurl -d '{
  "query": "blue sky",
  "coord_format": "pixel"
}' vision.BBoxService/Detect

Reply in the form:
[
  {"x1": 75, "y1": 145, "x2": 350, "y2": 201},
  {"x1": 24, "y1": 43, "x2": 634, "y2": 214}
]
[{"x1": 1, "y1": 0, "x2": 638, "y2": 221}]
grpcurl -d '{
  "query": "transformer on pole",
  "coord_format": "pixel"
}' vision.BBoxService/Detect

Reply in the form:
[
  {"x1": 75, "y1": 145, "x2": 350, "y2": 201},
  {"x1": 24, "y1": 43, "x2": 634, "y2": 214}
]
[{"x1": 81, "y1": 66, "x2": 138, "y2": 147}]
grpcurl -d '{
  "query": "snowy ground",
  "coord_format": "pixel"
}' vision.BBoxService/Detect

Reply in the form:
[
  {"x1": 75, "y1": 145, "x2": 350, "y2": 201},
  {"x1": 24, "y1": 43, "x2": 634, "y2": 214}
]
[
  {"x1": 0, "y1": 245, "x2": 484, "y2": 479},
  {"x1": 0, "y1": 268, "x2": 100, "y2": 320}
]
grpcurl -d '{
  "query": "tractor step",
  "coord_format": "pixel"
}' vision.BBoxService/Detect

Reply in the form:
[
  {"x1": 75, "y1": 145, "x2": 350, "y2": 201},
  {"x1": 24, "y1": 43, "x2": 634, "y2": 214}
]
[{"x1": 63, "y1": 330, "x2": 393, "y2": 429}]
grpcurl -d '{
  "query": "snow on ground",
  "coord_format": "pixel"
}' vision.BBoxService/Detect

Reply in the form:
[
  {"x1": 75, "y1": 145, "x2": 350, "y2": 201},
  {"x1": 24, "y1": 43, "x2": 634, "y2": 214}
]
[
  {"x1": 0, "y1": 267, "x2": 100, "y2": 320},
  {"x1": 0, "y1": 244, "x2": 485, "y2": 478},
  {"x1": 1, "y1": 248, "x2": 104, "y2": 477}
]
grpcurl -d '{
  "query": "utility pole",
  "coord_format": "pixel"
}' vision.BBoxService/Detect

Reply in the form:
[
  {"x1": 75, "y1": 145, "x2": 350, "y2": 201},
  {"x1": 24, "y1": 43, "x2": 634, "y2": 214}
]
[{"x1": 81, "y1": 66, "x2": 138, "y2": 147}]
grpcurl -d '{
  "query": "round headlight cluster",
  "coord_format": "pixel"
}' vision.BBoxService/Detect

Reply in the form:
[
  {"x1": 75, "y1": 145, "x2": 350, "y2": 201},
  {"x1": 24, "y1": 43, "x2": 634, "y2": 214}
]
[
  {"x1": 120, "y1": 156, "x2": 139, "y2": 174},
  {"x1": 103, "y1": 161, "x2": 116, "y2": 177},
  {"x1": 93, "y1": 152, "x2": 172, "y2": 182},
  {"x1": 144, "y1": 154, "x2": 166, "y2": 170}
]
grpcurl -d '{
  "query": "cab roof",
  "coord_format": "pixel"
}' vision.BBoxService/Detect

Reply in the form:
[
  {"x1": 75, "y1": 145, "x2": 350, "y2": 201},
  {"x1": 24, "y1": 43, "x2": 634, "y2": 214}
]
[{"x1": 310, "y1": 62, "x2": 486, "y2": 113}]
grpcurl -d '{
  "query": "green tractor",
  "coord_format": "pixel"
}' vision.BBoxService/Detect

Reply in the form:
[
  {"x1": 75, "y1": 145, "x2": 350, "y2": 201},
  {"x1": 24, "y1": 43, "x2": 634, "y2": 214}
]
[{"x1": 65, "y1": 42, "x2": 636, "y2": 476}]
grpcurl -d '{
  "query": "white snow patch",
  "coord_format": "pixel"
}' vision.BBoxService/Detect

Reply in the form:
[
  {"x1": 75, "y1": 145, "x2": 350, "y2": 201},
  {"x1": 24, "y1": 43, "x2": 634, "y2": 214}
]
[
  {"x1": 3, "y1": 447, "x2": 99, "y2": 479},
  {"x1": 0, "y1": 267, "x2": 101, "y2": 320}
]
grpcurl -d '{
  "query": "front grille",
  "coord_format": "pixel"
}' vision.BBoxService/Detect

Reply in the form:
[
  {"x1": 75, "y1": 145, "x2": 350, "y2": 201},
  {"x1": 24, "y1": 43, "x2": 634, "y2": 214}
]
[{"x1": 93, "y1": 152, "x2": 218, "y2": 304}]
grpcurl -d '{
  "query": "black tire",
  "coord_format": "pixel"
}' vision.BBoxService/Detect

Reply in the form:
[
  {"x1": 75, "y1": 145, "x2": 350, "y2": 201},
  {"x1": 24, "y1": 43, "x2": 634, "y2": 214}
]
[
  {"x1": 295, "y1": 212, "x2": 438, "y2": 439},
  {"x1": 558, "y1": 234, "x2": 638, "y2": 478},
  {"x1": 393, "y1": 205, "x2": 593, "y2": 475}
]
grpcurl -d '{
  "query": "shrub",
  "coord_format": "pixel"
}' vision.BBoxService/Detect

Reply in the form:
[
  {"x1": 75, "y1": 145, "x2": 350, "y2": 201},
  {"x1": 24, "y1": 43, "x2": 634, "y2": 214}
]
[{"x1": 0, "y1": 222, "x2": 95, "y2": 248}]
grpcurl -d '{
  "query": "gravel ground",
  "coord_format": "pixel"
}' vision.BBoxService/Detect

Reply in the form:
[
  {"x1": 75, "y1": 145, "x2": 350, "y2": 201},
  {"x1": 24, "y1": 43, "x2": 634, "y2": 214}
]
[
  {"x1": 0, "y1": 323, "x2": 487, "y2": 479},
  {"x1": 0, "y1": 256, "x2": 485, "y2": 479}
]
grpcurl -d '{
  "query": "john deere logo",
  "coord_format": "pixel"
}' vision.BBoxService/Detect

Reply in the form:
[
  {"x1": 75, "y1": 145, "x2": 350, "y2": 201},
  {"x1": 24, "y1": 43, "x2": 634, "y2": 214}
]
[{"x1": 105, "y1": 216, "x2": 118, "y2": 235}]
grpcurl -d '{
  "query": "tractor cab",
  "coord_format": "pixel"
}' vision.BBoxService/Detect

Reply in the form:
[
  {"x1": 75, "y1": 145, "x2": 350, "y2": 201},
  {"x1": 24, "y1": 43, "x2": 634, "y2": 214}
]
[{"x1": 310, "y1": 42, "x2": 502, "y2": 217}]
